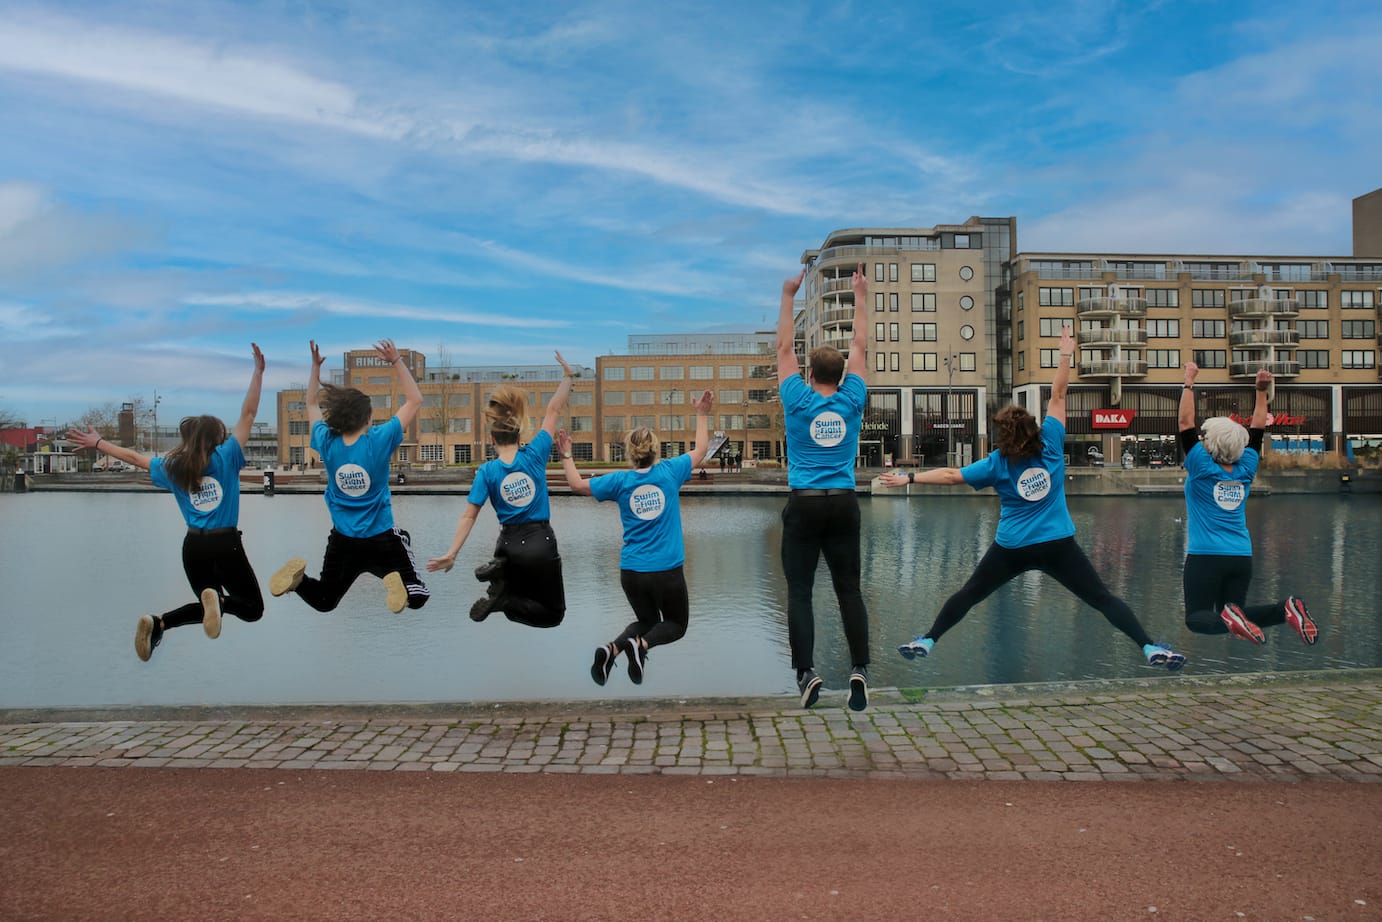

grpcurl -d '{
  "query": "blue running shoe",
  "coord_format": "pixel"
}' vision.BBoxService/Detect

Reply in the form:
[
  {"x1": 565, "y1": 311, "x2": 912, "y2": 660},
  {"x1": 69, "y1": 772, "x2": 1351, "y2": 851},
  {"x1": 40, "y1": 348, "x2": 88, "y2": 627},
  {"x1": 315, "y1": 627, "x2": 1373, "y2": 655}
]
[
  {"x1": 898, "y1": 636, "x2": 934, "y2": 661},
  {"x1": 1143, "y1": 643, "x2": 1187, "y2": 672}
]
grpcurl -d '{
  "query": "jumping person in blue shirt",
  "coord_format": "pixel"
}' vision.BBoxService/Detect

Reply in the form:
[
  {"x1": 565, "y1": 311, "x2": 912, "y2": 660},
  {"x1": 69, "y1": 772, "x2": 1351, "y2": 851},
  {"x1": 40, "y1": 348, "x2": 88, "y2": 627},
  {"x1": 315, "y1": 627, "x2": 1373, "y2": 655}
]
[
  {"x1": 426, "y1": 352, "x2": 575, "y2": 627},
  {"x1": 1177, "y1": 362, "x2": 1316, "y2": 646},
  {"x1": 68, "y1": 344, "x2": 268, "y2": 661},
  {"x1": 558, "y1": 389, "x2": 714, "y2": 686},
  {"x1": 269, "y1": 339, "x2": 429, "y2": 614},
  {"x1": 882, "y1": 326, "x2": 1185, "y2": 672},
  {"x1": 778, "y1": 263, "x2": 872, "y2": 711}
]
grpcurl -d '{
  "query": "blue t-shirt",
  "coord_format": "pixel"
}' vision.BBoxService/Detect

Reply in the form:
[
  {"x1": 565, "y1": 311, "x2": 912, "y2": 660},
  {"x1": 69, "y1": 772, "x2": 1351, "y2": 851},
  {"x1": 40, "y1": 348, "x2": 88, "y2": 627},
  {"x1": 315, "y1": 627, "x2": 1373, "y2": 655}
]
[
  {"x1": 961, "y1": 415, "x2": 1075, "y2": 549},
  {"x1": 588, "y1": 454, "x2": 693, "y2": 572},
  {"x1": 781, "y1": 372, "x2": 866, "y2": 490},
  {"x1": 1183, "y1": 442, "x2": 1258, "y2": 556},
  {"x1": 150, "y1": 438, "x2": 245, "y2": 530},
  {"x1": 467, "y1": 430, "x2": 553, "y2": 525},
  {"x1": 312, "y1": 416, "x2": 403, "y2": 538}
]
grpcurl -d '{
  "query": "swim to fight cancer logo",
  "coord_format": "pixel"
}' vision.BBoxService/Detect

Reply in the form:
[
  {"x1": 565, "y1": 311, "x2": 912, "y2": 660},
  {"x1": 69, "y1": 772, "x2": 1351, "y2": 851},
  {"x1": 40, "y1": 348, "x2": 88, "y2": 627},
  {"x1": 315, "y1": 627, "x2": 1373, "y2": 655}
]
[
  {"x1": 810, "y1": 411, "x2": 847, "y2": 447},
  {"x1": 189, "y1": 477, "x2": 223, "y2": 513},
  {"x1": 629, "y1": 484, "x2": 666, "y2": 521},
  {"x1": 1213, "y1": 480, "x2": 1246, "y2": 510},
  {"x1": 500, "y1": 472, "x2": 537, "y2": 507},
  {"x1": 1016, "y1": 467, "x2": 1051, "y2": 502},
  {"x1": 335, "y1": 464, "x2": 371, "y2": 497}
]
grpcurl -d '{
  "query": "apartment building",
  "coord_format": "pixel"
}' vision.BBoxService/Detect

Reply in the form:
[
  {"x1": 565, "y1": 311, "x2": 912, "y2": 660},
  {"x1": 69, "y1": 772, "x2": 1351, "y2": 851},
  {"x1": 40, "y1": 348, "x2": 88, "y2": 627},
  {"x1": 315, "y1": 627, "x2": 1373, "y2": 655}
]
[{"x1": 1008, "y1": 253, "x2": 1382, "y2": 463}]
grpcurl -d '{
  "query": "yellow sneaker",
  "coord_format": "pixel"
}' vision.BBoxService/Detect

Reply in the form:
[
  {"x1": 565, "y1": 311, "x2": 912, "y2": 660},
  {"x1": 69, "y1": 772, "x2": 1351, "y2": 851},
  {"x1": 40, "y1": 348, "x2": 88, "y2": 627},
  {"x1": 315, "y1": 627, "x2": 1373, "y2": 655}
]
[
  {"x1": 383, "y1": 571, "x2": 407, "y2": 614},
  {"x1": 200, "y1": 588, "x2": 222, "y2": 639},
  {"x1": 269, "y1": 558, "x2": 306, "y2": 597}
]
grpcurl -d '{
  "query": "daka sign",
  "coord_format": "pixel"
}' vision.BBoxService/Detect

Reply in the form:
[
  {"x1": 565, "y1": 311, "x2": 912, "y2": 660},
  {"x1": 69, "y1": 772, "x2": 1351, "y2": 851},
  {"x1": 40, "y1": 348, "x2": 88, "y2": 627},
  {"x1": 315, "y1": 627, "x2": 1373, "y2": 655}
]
[{"x1": 1091, "y1": 409, "x2": 1137, "y2": 429}]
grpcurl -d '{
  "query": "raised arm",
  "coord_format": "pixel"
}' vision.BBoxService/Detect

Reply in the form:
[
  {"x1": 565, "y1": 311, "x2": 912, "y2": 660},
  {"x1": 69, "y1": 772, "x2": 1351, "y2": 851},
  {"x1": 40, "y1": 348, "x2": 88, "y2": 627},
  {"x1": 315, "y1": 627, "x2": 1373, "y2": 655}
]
[
  {"x1": 232, "y1": 343, "x2": 265, "y2": 447},
  {"x1": 1250, "y1": 369, "x2": 1271, "y2": 429},
  {"x1": 1045, "y1": 324, "x2": 1075, "y2": 426},
  {"x1": 377, "y1": 339, "x2": 422, "y2": 428},
  {"x1": 426, "y1": 502, "x2": 483, "y2": 573},
  {"x1": 777, "y1": 269, "x2": 805, "y2": 383},
  {"x1": 66, "y1": 427, "x2": 151, "y2": 472},
  {"x1": 846, "y1": 262, "x2": 868, "y2": 380},
  {"x1": 306, "y1": 340, "x2": 324, "y2": 426},
  {"x1": 686, "y1": 390, "x2": 714, "y2": 468},
  {"x1": 879, "y1": 467, "x2": 965, "y2": 487},
  {"x1": 540, "y1": 351, "x2": 575, "y2": 437},
  {"x1": 1178, "y1": 361, "x2": 1199, "y2": 432},
  {"x1": 556, "y1": 430, "x2": 592, "y2": 496}
]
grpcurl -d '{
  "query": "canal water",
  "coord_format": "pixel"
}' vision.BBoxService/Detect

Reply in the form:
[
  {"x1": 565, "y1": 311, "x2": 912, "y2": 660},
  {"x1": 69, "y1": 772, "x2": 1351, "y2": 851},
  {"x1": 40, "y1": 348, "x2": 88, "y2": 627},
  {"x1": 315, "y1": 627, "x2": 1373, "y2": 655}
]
[{"x1": 1, "y1": 491, "x2": 1378, "y2": 708}]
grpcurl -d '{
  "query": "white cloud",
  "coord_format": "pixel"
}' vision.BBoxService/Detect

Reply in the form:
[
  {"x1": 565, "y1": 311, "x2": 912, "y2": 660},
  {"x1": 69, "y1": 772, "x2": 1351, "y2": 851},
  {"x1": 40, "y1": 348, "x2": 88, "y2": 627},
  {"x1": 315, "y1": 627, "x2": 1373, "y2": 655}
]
[
  {"x1": 0, "y1": 182, "x2": 148, "y2": 281},
  {"x1": 183, "y1": 291, "x2": 568, "y2": 329}
]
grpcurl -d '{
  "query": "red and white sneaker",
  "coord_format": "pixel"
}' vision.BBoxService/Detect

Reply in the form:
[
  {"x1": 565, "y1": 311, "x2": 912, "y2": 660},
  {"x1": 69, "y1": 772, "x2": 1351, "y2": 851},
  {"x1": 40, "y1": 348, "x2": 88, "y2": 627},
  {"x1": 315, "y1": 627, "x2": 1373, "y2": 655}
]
[
  {"x1": 1284, "y1": 596, "x2": 1318, "y2": 646},
  {"x1": 1220, "y1": 603, "x2": 1265, "y2": 645}
]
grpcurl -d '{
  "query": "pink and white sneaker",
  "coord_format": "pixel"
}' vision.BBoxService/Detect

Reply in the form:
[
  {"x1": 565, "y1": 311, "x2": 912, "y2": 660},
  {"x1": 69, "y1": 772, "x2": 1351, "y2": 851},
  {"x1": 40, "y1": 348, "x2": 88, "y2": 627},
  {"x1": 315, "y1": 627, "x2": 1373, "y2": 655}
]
[
  {"x1": 1284, "y1": 596, "x2": 1318, "y2": 646},
  {"x1": 1220, "y1": 603, "x2": 1265, "y2": 645}
]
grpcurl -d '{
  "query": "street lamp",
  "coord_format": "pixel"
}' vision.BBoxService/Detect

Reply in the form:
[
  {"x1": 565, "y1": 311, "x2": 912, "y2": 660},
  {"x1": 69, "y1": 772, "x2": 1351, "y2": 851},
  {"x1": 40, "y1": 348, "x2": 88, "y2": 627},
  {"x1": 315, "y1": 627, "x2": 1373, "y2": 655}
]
[
  {"x1": 151, "y1": 390, "x2": 162, "y2": 457},
  {"x1": 742, "y1": 393, "x2": 750, "y2": 470},
  {"x1": 942, "y1": 351, "x2": 956, "y2": 466}
]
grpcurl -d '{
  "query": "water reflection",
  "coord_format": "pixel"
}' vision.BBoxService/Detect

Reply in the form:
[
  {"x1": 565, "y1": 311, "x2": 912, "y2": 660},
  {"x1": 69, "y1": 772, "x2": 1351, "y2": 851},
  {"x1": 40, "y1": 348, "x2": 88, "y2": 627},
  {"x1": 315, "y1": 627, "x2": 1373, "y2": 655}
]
[{"x1": 0, "y1": 491, "x2": 1377, "y2": 708}]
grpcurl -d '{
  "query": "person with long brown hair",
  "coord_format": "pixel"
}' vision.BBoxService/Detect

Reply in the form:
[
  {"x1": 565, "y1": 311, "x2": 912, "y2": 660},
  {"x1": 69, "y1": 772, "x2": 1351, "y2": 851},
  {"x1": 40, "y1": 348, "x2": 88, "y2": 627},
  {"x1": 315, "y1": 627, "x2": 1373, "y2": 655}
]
[
  {"x1": 881, "y1": 326, "x2": 1186, "y2": 672},
  {"x1": 67, "y1": 344, "x2": 267, "y2": 661},
  {"x1": 426, "y1": 352, "x2": 574, "y2": 627}
]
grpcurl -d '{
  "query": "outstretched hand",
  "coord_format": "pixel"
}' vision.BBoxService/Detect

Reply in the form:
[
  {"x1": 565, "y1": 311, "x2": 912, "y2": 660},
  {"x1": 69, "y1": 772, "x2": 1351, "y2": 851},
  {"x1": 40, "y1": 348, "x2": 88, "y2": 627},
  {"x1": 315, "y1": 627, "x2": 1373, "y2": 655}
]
[
  {"x1": 691, "y1": 389, "x2": 713, "y2": 414},
  {"x1": 66, "y1": 426, "x2": 103, "y2": 451},
  {"x1": 1256, "y1": 368, "x2": 1273, "y2": 390},
  {"x1": 555, "y1": 351, "x2": 574, "y2": 377},
  {"x1": 1183, "y1": 361, "x2": 1199, "y2": 385},
  {"x1": 251, "y1": 342, "x2": 265, "y2": 374},
  {"x1": 782, "y1": 270, "x2": 805, "y2": 299},
  {"x1": 851, "y1": 262, "x2": 867, "y2": 301},
  {"x1": 1059, "y1": 324, "x2": 1075, "y2": 357},
  {"x1": 556, "y1": 429, "x2": 572, "y2": 454},
  {"x1": 309, "y1": 340, "x2": 325, "y2": 370},
  {"x1": 879, "y1": 471, "x2": 910, "y2": 487},
  {"x1": 374, "y1": 339, "x2": 401, "y2": 364},
  {"x1": 425, "y1": 554, "x2": 456, "y2": 574}
]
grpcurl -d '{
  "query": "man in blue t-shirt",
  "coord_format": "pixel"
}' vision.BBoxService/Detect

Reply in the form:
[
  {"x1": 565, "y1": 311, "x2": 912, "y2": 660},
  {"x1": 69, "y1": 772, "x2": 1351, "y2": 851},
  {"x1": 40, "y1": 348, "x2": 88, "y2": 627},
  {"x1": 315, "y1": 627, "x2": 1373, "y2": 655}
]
[
  {"x1": 269, "y1": 339, "x2": 430, "y2": 615},
  {"x1": 777, "y1": 263, "x2": 871, "y2": 711}
]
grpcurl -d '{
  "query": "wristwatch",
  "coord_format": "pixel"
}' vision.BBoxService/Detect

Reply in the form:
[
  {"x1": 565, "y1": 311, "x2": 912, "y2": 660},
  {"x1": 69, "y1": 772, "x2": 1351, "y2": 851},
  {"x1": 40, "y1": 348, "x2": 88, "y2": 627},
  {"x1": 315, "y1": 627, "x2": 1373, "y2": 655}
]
[{"x1": 562, "y1": 452, "x2": 572, "y2": 459}]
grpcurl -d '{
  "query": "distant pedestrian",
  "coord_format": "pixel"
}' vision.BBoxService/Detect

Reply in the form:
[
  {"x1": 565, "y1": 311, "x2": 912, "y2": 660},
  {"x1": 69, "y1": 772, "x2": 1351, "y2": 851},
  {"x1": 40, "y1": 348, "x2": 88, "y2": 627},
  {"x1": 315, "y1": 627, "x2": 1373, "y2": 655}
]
[
  {"x1": 67, "y1": 344, "x2": 268, "y2": 661},
  {"x1": 269, "y1": 339, "x2": 429, "y2": 615},
  {"x1": 426, "y1": 352, "x2": 574, "y2": 628},
  {"x1": 1176, "y1": 363, "x2": 1316, "y2": 646},
  {"x1": 559, "y1": 390, "x2": 714, "y2": 686},
  {"x1": 882, "y1": 326, "x2": 1186, "y2": 674}
]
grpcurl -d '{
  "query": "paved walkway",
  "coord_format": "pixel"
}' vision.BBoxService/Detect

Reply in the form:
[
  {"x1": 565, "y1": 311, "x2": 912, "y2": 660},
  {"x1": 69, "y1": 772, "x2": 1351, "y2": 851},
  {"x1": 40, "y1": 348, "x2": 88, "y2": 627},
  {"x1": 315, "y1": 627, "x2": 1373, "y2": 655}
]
[{"x1": 5, "y1": 670, "x2": 1380, "y2": 782}]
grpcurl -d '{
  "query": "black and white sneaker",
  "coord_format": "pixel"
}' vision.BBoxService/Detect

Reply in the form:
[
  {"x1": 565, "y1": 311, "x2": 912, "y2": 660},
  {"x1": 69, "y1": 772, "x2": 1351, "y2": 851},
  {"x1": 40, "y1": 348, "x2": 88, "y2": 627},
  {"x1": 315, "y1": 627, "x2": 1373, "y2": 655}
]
[
  {"x1": 796, "y1": 669, "x2": 822, "y2": 709},
  {"x1": 624, "y1": 638, "x2": 646, "y2": 684},
  {"x1": 848, "y1": 667, "x2": 868, "y2": 712},
  {"x1": 474, "y1": 558, "x2": 503, "y2": 582},
  {"x1": 591, "y1": 644, "x2": 617, "y2": 686}
]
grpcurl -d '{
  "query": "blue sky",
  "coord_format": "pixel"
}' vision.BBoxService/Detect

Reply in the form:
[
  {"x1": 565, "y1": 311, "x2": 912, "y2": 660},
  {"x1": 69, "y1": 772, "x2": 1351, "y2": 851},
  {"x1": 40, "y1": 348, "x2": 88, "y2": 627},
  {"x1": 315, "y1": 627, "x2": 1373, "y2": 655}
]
[{"x1": 1, "y1": 0, "x2": 1379, "y2": 428}]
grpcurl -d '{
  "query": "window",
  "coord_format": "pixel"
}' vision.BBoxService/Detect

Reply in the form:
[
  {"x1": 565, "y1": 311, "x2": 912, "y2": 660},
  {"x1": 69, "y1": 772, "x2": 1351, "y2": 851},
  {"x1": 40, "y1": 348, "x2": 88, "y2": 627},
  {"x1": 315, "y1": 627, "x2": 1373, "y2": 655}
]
[
  {"x1": 570, "y1": 417, "x2": 593, "y2": 432},
  {"x1": 659, "y1": 415, "x2": 684, "y2": 431},
  {"x1": 960, "y1": 295, "x2": 974, "y2": 311},
  {"x1": 288, "y1": 420, "x2": 310, "y2": 435},
  {"x1": 874, "y1": 293, "x2": 885, "y2": 312},
  {"x1": 419, "y1": 418, "x2": 444, "y2": 434},
  {"x1": 1342, "y1": 320, "x2": 1376, "y2": 339},
  {"x1": 1297, "y1": 320, "x2": 1329, "y2": 339},
  {"x1": 960, "y1": 325, "x2": 975, "y2": 341},
  {"x1": 370, "y1": 394, "x2": 391, "y2": 409},
  {"x1": 286, "y1": 400, "x2": 306, "y2": 412},
  {"x1": 1192, "y1": 320, "x2": 1225, "y2": 338},
  {"x1": 889, "y1": 322, "x2": 899, "y2": 342},
  {"x1": 1147, "y1": 349, "x2": 1181, "y2": 368},
  {"x1": 1018, "y1": 352, "x2": 1025, "y2": 370},
  {"x1": 630, "y1": 415, "x2": 656, "y2": 429},
  {"x1": 452, "y1": 444, "x2": 472, "y2": 464},
  {"x1": 571, "y1": 390, "x2": 593, "y2": 405},
  {"x1": 719, "y1": 365, "x2": 743, "y2": 379},
  {"x1": 603, "y1": 415, "x2": 625, "y2": 431},
  {"x1": 1341, "y1": 291, "x2": 1374, "y2": 309},
  {"x1": 1145, "y1": 289, "x2": 1179, "y2": 308},
  {"x1": 889, "y1": 292, "x2": 899, "y2": 312},
  {"x1": 1191, "y1": 290, "x2": 1226, "y2": 308},
  {"x1": 448, "y1": 417, "x2": 472, "y2": 434},
  {"x1": 630, "y1": 390, "x2": 656, "y2": 404},
  {"x1": 959, "y1": 352, "x2": 976, "y2": 371},
  {"x1": 875, "y1": 263, "x2": 885, "y2": 282},
  {"x1": 368, "y1": 375, "x2": 391, "y2": 385},
  {"x1": 419, "y1": 444, "x2": 445, "y2": 463},
  {"x1": 630, "y1": 366, "x2": 655, "y2": 380},
  {"x1": 890, "y1": 352, "x2": 900, "y2": 372},
  {"x1": 719, "y1": 389, "x2": 743, "y2": 404},
  {"x1": 1262, "y1": 263, "x2": 1312, "y2": 281},
  {"x1": 289, "y1": 446, "x2": 305, "y2": 465},
  {"x1": 875, "y1": 322, "x2": 885, "y2": 343},
  {"x1": 959, "y1": 266, "x2": 974, "y2": 281},
  {"x1": 1040, "y1": 349, "x2": 1060, "y2": 368},
  {"x1": 1193, "y1": 350, "x2": 1227, "y2": 368},
  {"x1": 911, "y1": 323, "x2": 937, "y2": 342},
  {"x1": 747, "y1": 389, "x2": 773, "y2": 402},
  {"x1": 689, "y1": 365, "x2": 714, "y2": 380},
  {"x1": 954, "y1": 234, "x2": 970, "y2": 248},
  {"x1": 1039, "y1": 287, "x2": 1074, "y2": 306},
  {"x1": 911, "y1": 263, "x2": 936, "y2": 282},
  {"x1": 603, "y1": 366, "x2": 626, "y2": 381},
  {"x1": 659, "y1": 366, "x2": 684, "y2": 380},
  {"x1": 1341, "y1": 351, "x2": 1376, "y2": 369},
  {"x1": 1298, "y1": 350, "x2": 1329, "y2": 369},
  {"x1": 889, "y1": 263, "x2": 899, "y2": 282},
  {"x1": 912, "y1": 292, "x2": 936, "y2": 312},
  {"x1": 1017, "y1": 320, "x2": 1024, "y2": 340},
  {"x1": 1039, "y1": 318, "x2": 1064, "y2": 337},
  {"x1": 660, "y1": 389, "x2": 682, "y2": 404},
  {"x1": 912, "y1": 352, "x2": 938, "y2": 372},
  {"x1": 1299, "y1": 290, "x2": 1328, "y2": 309},
  {"x1": 604, "y1": 391, "x2": 626, "y2": 405},
  {"x1": 1147, "y1": 319, "x2": 1180, "y2": 337},
  {"x1": 874, "y1": 351, "x2": 886, "y2": 372}
]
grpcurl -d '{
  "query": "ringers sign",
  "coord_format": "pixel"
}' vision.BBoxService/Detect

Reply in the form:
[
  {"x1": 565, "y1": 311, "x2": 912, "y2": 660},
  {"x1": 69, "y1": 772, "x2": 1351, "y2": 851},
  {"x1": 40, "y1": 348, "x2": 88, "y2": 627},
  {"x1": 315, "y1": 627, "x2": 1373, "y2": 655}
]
[{"x1": 1091, "y1": 409, "x2": 1137, "y2": 430}]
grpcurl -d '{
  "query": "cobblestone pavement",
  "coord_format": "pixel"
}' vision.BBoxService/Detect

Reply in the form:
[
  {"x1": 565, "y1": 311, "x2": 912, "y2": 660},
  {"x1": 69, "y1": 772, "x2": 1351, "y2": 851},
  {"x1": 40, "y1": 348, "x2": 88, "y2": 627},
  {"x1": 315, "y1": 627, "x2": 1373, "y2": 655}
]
[{"x1": 4, "y1": 671, "x2": 1380, "y2": 782}]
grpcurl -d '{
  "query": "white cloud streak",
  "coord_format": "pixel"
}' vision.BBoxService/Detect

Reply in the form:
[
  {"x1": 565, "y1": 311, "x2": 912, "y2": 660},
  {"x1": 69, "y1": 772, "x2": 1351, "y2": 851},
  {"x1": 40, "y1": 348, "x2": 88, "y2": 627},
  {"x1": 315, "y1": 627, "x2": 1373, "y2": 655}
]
[{"x1": 183, "y1": 291, "x2": 569, "y2": 329}]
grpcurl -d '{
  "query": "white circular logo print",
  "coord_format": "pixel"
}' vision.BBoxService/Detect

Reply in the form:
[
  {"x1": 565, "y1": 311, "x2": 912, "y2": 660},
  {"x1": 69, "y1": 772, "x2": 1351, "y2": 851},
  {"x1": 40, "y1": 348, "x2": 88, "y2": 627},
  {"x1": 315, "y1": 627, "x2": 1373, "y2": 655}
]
[
  {"x1": 629, "y1": 484, "x2": 667, "y2": 521},
  {"x1": 1213, "y1": 480, "x2": 1246, "y2": 510},
  {"x1": 500, "y1": 472, "x2": 537, "y2": 508},
  {"x1": 335, "y1": 463, "x2": 371, "y2": 497},
  {"x1": 810, "y1": 411, "x2": 847, "y2": 447},
  {"x1": 189, "y1": 477, "x2": 224, "y2": 513},
  {"x1": 1016, "y1": 467, "x2": 1051, "y2": 502}
]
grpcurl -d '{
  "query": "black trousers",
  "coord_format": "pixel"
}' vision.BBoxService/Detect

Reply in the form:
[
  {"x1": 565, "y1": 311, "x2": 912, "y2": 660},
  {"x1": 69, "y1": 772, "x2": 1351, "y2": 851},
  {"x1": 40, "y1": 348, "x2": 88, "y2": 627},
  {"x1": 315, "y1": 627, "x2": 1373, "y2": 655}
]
[
  {"x1": 486, "y1": 520, "x2": 566, "y2": 629},
  {"x1": 295, "y1": 528, "x2": 430, "y2": 612},
  {"x1": 924, "y1": 536, "x2": 1153, "y2": 648},
  {"x1": 781, "y1": 492, "x2": 870, "y2": 671},
  {"x1": 162, "y1": 530, "x2": 264, "y2": 629},
  {"x1": 615, "y1": 566, "x2": 689, "y2": 649},
  {"x1": 1182, "y1": 554, "x2": 1286, "y2": 634}
]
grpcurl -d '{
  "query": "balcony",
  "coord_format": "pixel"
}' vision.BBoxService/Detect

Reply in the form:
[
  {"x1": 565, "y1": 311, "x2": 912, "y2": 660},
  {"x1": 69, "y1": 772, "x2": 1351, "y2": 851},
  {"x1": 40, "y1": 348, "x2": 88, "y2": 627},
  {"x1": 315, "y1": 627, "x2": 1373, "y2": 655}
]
[
  {"x1": 1077, "y1": 296, "x2": 1148, "y2": 318},
  {"x1": 1079, "y1": 360, "x2": 1148, "y2": 378},
  {"x1": 821, "y1": 305, "x2": 855, "y2": 326},
  {"x1": 822, "y1": 332, "x2": 853, "y2": 351},
  {"x1": 1228, "y1": 297, "x2": 1300, "y2": 319},
  {"x1": 1078, "y1": 327, "x2": 1147, "y2": 347},
  {"x1": 1230, "y1": 360, "x2": 1300, "y2": 378},
  {"x1": 1176, "y1": 263, "x2": 1256, "y2": 282},
  {"x1": 819, "y1": 277, "x2": 855, "y2": 295},
  {"x1": 1228, "y1": 329, "x2": 1300, "y2": 348},
  {"x1": 816, "y1": 244, "x2": 902, "y2": 264}
]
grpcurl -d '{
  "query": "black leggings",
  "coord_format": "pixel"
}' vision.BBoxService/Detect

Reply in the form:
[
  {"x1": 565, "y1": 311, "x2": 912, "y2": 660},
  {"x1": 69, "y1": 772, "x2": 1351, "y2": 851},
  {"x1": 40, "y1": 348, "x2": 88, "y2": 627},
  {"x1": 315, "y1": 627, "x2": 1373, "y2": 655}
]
[
  {"x1": 780, "y1": 492, "x2": 870, "y2": 670},
  {"x1": 162, "y1": 530, "x2": 264, "y2": 630},
  {"x1": 923, "y1": 536, "x2": 1153, "y2": 648},
  {"x1": 1182, "y1": 554, "x2": 1287, "y2": 634},
  {"x1": 487, "y1": 521, "x2": 566, "y2": 629},
  {"x1": 615, "y1": 566, "x2": 689, "y2": 649},
  {"x1": 294, "y1": 528, "x2": 430, "y2": 612}
]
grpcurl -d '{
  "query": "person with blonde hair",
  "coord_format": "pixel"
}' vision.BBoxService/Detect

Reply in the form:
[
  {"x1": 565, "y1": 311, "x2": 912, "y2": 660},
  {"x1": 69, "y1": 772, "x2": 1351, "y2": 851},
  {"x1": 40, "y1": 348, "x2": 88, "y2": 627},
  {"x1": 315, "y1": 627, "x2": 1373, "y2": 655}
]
[
  {"x1": 882, "y1": 326, "x2": 1185, "y2": 672},
  {"x1": 427, "y1": 353, "x2": 574, "y2": 627},
  {"x1": 67, "y1": 344, "x2": 267, "y2": 661},
  {"x1": 558, "y1": 389, "x2": 713, "y2": 686},
  {"x1": 269, "y1": 339, "x2": 430, "y2": 615},
  {"x1": 1177, "y1": 363, "x2": 1315, "y2": 645}
]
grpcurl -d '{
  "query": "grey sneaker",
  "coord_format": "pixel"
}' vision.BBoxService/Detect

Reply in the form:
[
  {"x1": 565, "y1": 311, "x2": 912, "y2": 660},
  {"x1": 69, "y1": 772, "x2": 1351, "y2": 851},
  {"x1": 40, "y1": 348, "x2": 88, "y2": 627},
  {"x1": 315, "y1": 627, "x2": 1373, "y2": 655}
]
[
  {"x1": 848, "y1": 667, "x2": 868, "y2": 712},
  {"x1": 796, "y1": 669, "x2": 822, "y2": 709}
]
